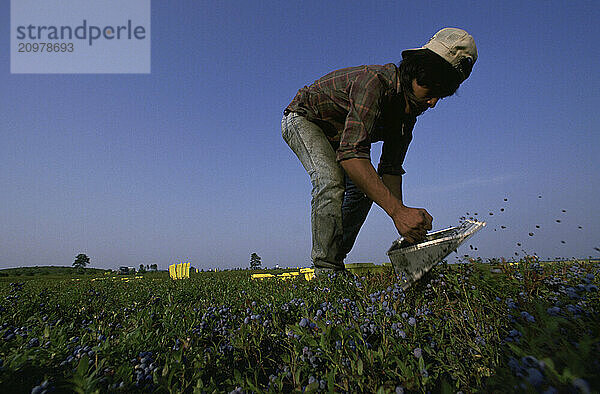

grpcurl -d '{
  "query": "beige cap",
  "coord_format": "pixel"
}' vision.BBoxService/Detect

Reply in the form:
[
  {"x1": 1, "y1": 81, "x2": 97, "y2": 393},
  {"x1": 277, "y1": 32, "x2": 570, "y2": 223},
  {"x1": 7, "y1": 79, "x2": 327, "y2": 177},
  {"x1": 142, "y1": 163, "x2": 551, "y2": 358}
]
[{"x1": 402, "y1": 28, "x2": 478, "y2": 82}]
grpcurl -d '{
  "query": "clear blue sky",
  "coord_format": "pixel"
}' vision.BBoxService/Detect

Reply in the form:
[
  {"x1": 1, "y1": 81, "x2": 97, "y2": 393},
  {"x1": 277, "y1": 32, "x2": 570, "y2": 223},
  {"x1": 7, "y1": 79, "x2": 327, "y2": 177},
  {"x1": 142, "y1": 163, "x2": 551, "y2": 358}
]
[{"x1": 1, "y1": 1, "x2": 598, "y2": 270}]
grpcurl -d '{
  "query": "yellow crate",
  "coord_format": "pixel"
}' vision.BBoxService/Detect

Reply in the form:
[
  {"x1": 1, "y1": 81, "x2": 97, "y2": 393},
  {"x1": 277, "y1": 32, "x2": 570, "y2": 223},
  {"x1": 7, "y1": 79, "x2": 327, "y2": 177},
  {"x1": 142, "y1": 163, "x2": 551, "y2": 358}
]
[
  {"x1": 251, "y1": 273, "x2": 275, "y2": 280},
  {"x1": 301, "y1": 268, "x2": 315, "y2": 281},
  {"x1": 278, "y1": 272, "x2": 300, "y2": 281},
  {"x1": 250, "y1": 269, "x2": 315, "y2": 281},
  {"x1": 169, "y1": 262, "x2": 191, "y2": 280}
]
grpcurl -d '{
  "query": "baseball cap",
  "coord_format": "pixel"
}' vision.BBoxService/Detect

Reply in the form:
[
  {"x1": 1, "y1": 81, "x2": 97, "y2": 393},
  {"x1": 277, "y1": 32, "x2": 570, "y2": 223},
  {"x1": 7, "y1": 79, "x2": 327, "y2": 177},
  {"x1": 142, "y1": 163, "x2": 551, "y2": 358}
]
[{"x1": 402, "y1": 28, "x2": 478, "y2": 82}]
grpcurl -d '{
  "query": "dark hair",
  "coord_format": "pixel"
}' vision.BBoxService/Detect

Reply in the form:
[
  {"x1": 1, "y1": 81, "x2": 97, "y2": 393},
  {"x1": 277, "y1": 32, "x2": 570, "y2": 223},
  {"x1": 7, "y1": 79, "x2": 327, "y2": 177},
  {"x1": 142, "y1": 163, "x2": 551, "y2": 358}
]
[{"x1": 398, "y1": 49, "x2": 462, "y2": 99}]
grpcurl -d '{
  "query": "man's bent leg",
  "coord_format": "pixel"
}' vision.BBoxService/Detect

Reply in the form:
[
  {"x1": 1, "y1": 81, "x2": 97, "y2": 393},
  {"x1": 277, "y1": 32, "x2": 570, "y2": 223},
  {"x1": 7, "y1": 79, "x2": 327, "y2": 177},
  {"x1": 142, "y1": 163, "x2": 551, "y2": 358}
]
[
  {"x1": 281, "y1": 113, "x2": 345, "y2": 270},
  {"x1": 340, "y1": 174, "x2": 373, "y2": 260}
]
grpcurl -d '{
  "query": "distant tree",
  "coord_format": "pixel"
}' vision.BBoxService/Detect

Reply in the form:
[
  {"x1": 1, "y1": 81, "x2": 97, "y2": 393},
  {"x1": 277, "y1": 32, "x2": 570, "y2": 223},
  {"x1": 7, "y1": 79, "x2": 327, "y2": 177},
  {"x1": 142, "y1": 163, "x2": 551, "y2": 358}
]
[
  {"x1": 150, "y1": 264, "x2": 158, "y2": 271},
  {"x1": 250, "y1": 253, "x2": 262, "y2": 269},
  {"x1": 73, "y1": 254, "x2": 90, "y2": 270},
  {"x1": 139, "y1": 264, "x2": 146, "y2": 273}
]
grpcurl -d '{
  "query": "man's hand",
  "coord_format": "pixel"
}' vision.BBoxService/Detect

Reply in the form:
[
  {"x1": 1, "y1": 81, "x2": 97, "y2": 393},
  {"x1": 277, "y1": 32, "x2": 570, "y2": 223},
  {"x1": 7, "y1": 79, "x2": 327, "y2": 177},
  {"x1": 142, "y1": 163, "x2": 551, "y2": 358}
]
[{"x1": 391, "y1": 206, "x2": 433, "y2": 244}]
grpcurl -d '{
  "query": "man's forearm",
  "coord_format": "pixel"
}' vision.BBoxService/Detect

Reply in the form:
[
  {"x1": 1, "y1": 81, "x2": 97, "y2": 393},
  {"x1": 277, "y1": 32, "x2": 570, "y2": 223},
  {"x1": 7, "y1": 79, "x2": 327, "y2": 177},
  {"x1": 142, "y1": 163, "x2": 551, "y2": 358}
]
[
  {"x1": 340, "y1": 158, "x2": 404, "y2": 216},
  {"x1": 382, "y1": 174, "x2": 403, "y2": 202}
]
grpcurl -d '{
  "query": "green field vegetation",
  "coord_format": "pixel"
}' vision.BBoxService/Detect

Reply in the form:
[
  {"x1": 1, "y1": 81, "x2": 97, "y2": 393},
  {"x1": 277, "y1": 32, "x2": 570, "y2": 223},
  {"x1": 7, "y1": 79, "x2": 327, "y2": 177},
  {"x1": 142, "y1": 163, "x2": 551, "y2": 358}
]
[
  {"x1": 0, "y1": 266, "x2": 112, "y2": 280},
  {"x1": 0, "y1": 259, "x2": 598, "y2": 393}
]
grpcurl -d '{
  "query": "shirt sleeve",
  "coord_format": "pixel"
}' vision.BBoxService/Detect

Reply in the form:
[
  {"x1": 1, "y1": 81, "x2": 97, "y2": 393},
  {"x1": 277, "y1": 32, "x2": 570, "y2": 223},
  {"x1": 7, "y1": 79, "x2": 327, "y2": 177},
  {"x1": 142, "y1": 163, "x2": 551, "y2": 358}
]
[
  {"x1": 336, "y1": 70, "x2": 384, "y2": 163},
  {"x1": 377, "y1": 119, "x2": 415, "y2": 176}
]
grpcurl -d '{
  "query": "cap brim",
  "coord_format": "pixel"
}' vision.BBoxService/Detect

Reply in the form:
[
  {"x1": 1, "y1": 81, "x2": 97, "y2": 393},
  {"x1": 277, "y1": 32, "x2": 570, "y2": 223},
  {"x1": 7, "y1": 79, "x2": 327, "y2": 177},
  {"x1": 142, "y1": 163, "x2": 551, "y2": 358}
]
[{"x1": 401, "y1": 47, "x2": 426, "y2": 58}]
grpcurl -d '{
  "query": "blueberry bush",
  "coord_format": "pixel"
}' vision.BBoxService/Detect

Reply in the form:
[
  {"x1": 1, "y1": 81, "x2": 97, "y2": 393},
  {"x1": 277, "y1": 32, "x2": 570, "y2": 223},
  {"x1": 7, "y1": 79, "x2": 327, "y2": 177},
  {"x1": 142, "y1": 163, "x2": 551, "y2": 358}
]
[{"x1": 0, "y1": 259, "x2": 598, "y2": 393}]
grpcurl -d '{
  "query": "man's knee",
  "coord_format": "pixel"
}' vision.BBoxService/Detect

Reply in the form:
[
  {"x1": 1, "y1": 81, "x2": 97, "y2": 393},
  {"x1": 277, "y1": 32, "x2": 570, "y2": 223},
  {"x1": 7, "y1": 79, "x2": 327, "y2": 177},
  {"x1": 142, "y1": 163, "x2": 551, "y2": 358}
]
[{"x1": 310, "y1": 170, "x2": 344, "y2": 201}]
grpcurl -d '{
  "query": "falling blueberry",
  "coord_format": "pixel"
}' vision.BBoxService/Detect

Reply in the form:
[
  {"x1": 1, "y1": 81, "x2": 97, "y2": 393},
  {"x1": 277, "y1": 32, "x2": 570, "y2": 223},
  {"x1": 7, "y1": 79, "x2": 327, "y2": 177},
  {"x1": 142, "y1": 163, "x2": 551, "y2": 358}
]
[
  {"x1": 501, "y1": 226, "x2": 506, "y2": 229},
  {"x1": 517, "y1": 243, "x2": 521, "y2": 246},
  {"x1": 538, "y1": 195, "x2": 542, "y2": 198},
  {"x1": 556, "y1": 220, "x2": 561, "y2": 223},
  {"x1": 561, "y1": 241, "x2": 566, "y2": 244},
  {"x1": 578, "y1": 226, "x2": 582, "y2": 229},
  {"x1": 500, "y1": 208, "x2": 505, "y2": 212},
  {"x1": 535, "y1": 225, "x2": 540, "y2": 228},
  {"x1": 489, "y1": 212, "x2": 493, "y2": 215},
  {"x1": 504, "y1": 198, "x2": 508, "y2": 201},
  {"x1": 562, "y1": 209, "x2": 566, "y2": 212},
  {"x1": 529, "y1": 233, "x2": 534, "y2": 236}
]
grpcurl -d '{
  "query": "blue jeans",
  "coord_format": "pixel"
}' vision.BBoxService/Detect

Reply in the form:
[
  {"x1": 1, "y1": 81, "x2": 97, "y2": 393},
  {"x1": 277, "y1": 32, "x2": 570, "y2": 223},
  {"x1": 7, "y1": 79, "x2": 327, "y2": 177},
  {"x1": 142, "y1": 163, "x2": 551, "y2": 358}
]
[{"x1": 281, "y1": 112, "x2": 373, "y2": 269}]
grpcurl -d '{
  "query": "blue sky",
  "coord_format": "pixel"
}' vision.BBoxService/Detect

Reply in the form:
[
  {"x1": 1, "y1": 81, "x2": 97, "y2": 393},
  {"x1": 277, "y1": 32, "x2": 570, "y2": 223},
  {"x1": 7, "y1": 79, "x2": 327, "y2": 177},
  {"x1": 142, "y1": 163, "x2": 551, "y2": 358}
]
[{"x1": 1, "y1": 1, "x2": 598, "y2": 270}]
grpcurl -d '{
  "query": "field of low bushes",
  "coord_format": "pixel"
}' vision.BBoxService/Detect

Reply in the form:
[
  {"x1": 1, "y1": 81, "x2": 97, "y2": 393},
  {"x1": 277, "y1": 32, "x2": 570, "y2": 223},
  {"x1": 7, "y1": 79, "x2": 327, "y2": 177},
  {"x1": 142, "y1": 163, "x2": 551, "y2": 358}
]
[{"x1": 0, "y1": 259, "x2": 598, "y2": 393}]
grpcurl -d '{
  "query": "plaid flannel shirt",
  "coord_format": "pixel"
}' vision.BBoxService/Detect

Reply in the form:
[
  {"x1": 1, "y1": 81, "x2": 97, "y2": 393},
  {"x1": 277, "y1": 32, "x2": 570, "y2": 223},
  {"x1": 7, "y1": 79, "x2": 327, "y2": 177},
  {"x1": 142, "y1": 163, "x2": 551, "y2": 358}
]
[{"x1": 284, "y1": 63, "x2": 415, "y2": 176}]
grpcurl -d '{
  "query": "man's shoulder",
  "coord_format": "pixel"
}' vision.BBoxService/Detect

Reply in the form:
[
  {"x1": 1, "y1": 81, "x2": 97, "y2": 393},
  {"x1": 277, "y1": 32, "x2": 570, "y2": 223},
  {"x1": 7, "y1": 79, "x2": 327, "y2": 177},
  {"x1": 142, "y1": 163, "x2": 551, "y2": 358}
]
[
  {"x1": 314, "y1": 63, "x2": 398, "y2": 91},
  {"x1": 323, "y1": 63, "x2": 397, "y2": 78}
]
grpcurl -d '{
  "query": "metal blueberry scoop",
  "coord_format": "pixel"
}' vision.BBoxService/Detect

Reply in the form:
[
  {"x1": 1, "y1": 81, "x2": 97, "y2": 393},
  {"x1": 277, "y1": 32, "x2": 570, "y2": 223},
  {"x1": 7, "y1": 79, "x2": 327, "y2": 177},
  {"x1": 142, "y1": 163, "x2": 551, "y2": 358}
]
[{"x1": 387, "y1": 220, "x2": 486, "y2": 290}]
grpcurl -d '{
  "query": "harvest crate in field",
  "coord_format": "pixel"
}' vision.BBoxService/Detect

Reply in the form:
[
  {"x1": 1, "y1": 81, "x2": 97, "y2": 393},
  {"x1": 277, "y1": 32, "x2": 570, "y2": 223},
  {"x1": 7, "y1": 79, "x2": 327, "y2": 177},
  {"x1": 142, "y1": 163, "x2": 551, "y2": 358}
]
[{"x1": 169, "y1": 262, "x2": 191, "y2": 279}]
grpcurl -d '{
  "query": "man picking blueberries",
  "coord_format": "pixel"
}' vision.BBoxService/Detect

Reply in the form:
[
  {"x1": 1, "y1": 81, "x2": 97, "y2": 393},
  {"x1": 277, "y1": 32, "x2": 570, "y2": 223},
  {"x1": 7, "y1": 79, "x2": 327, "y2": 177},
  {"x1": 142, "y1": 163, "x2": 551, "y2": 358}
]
[{"x1": 281, "y1": 28, "x2": 477, "y2": 275}]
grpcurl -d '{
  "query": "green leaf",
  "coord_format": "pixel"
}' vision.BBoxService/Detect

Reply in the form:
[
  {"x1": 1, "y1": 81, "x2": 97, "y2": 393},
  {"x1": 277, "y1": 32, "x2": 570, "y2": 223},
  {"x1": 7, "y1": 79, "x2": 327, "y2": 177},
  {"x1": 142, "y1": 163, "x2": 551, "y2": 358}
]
[
  {"x1": 75, "y1": 354, "x2": 90, "y2": 377},
  {"x1": 441, "y1": 379, "x2": 454, "y2": 394},
  {"x1": 327, "y1": 367, "x2": 336, "y2": 392},
  {"x1": 245, "y1": 376, "x2": 260, "y2": 392},
  {"x1": 306, "y1": 380, "x2": 319, "y2": 392}
]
